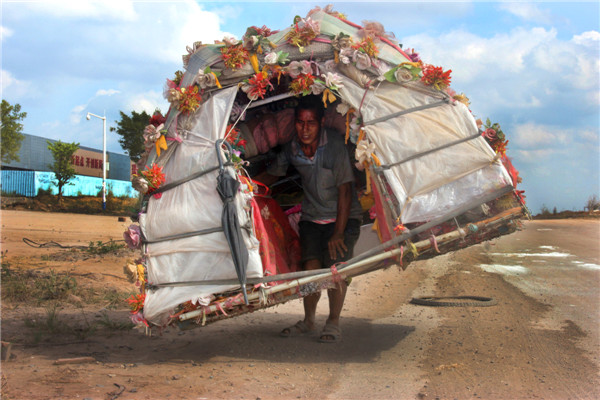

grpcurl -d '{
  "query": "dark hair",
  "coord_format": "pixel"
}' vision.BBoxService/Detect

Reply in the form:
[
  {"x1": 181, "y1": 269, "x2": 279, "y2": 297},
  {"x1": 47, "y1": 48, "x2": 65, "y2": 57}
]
[{"x1": 295, "y1": 95, "x2": 324, "y2": 120}]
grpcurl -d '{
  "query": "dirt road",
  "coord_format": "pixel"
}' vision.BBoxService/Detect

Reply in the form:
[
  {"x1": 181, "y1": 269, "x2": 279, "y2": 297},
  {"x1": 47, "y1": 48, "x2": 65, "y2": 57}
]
[{"x1": 1, "y1": 210, "x2": 599, "y2": 399}]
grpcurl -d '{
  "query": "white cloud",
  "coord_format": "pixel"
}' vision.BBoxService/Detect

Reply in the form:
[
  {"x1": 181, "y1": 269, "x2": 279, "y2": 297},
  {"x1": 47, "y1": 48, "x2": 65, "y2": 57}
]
[
  {"x1": 1, "y1": 69, "x2": 32, "y2": 99},
  {"x1": 125, "y1": 90, "x2": 167, "y2": 114},
  {"x1": 70, "y1": 104, "x2": 87, "y2": 124},
  {"x1": 403, "y1": 25, "x2": 600, "y2": 119},
  {"x1": 95, "y1": 89, "x2": 120, "y2": 97},
  {"x1": 24, "y1": 0, "x2": 137, "y2": 21},
  {"x1": 573, "y1": 31, "x2": 600, "y2": 46},
  {"x1": 511, "y1": 122, "x2": 597, "y2": 149},
  {"x1": 514, "y1": 149, "x2": 556, "y2": 163},
  {"x1": 1, "y1": 25, "x2": 13, "y2": 40},
  {"x1": 498, "y1": 2, "x2": 552, "y2": 24}
]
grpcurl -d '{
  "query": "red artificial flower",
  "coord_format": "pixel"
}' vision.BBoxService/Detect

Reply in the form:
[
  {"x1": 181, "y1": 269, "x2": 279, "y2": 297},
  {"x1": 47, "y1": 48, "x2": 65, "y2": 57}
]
[
  {"x1": 177, "y1": 85, "x2": 202, "y2": 115},
  {"x1": 245, "y1": 72, "x2": 273, "y2": 100},
  {"x1": 126, "y1": 293, "x2": 146, "y2": 313},
  {"x1": 149, "y1": 112, "x2": 166, "y2": 127},
  {"x1": 421, "y1": 64, "x2": 452, "y2": 91},
  {"x1": 141, "y1": 163, "x2": 166, "y2": 194},
  {"x1": 221, "y1": 44, "x2": 249, "y2": 70},
  {"x1": 289, "y1": 73, "x2": 316, "y2": 95}
]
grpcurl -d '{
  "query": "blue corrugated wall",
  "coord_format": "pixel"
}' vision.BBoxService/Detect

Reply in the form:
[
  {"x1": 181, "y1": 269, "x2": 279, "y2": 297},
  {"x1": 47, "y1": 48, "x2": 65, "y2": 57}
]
[{"x1": 1, "y1": 170, "x2": 137, "y2": 198}]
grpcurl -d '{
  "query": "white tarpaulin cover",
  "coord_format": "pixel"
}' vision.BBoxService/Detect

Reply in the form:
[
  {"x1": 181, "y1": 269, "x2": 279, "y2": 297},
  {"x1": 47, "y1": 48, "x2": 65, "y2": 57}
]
[
  {"x1": 140, "y1": 87, "x2": 263, "y2": 325},
  {"x1": 339, "y1": 77, "x2": 511, "y2": 223}
]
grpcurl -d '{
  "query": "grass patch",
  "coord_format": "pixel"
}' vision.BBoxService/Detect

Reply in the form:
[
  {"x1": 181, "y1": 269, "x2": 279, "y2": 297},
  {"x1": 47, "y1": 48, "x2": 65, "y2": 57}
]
[
  {"x1": 1, "y1": 262, "x2": 134, "y2": 308},
  {"x1": 86, "y1": 240, "x2": 125, "y2": 255}
]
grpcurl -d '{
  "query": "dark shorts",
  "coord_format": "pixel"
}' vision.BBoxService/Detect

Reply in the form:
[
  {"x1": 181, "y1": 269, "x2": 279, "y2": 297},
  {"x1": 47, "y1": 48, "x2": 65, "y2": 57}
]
[{"x1": 299, "y1": 219, "x2": 361, "y2": 268}]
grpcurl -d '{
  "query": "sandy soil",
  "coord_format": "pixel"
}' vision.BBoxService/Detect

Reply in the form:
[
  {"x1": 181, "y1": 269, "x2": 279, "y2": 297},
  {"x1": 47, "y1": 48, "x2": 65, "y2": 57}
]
[{"x1": 1, "y1": 210, "x2": 599, "y2": 400}]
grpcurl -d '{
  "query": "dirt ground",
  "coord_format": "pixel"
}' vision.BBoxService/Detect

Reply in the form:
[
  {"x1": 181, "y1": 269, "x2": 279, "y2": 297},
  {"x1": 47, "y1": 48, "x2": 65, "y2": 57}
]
[{"x1": 1, "y1": 210, "x2": 599, "y2": 400}]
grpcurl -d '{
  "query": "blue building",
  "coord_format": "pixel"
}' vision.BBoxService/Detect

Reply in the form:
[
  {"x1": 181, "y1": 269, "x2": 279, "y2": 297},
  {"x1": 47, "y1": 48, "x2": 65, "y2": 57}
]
[{"x1": 1, "y1": 133, "x2": 137, "y2": 198}]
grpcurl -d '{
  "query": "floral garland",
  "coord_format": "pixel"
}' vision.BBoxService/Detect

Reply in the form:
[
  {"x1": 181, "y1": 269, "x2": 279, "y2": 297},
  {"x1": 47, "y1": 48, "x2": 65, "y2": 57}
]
[
  {"x1": 421, "y1": 64, "x2": 452, "y2": 91},
  {"x1": 285, "y1": 16, "x2": 321, "y2": 52}
]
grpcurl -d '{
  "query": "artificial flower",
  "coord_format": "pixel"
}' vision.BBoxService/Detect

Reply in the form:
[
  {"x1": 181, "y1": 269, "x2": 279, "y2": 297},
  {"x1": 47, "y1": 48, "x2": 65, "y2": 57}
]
[
  {"x1": 174, "y1": 85, "x2": 202, "y2": 115},
  {"x1": 264, "y1": 51, "x2": 279, "y2": 65},
  {"x1": 241, "y1": 71, "x2": 274, "y2": 100},
  {"x1": 287, "y1": 60, "x2": 312, "y2": 78},
  {"x1": 149, "y1": 111, "x2": 166, "y2": 127},
  {"x1": 483, "y1": 128, "x2": 497, "y2": 142},
  {"x1": 220, "y1": 43, "x2": 249, "y2": 71},
  {"x1": 221, "y1": 36, "x2": 239, "y2": 46},
  {"x1": 405, "y1": 48, "x2": 421, "y2": 63},
  {"x1": 143, "y1": 123, "x2": 163, "y2": 150},
  {"x1": 141, "y1": 163, "x2": 166, "y2": 198},
  {"x1": 285, "y1": 16, "x2": 321, "y2": 52},
  {"x1": 331, "y1": 32, "x2": 353, "y2": 51},
  {"x1": 394, "y1": 67, "x2": 414, "y2": 83},
  {"x1": 194, "y1": 68, "x2": 220, "y2": 89},
  {"x1": 322, "y1": 59, "x2": 337, "y2": 73},
  {"x1": 359, "y1": 21, "x2": 394, "y2": 42},
  {"x1": 289, "y1": 73, "x2": 316, "y2": 96},
  {"x1": 126, "y1": 293, "x2": 146, "y2": 313},
  {"x1": 322, "y1": 72, "x2": 344, "y2": 89},
  {"x1": 353, "y1": 50, "x2": 372, "y2": 70},
  {"x1": 242, "y1": 25, "x2": 274, "y2": 53},
  {"x1": 352, "y1": 36, "x2": 379, "y2": 58},
  {"x1": 224, "y1": 124, "x2": 248, "y2": 154},
  {"x1": 123, "y1": 224, "x2": 142, "y2": 250},
  {"x1": 421, "y1": 64, "x2": 452, "y2": 91},
  {"x1": 132, "y1": 175, "x2": 149, "y2": 194}
]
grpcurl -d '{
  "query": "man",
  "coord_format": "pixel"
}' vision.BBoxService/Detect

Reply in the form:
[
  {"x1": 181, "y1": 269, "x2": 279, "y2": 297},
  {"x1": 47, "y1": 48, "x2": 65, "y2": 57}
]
[{"x1": 259, "y1": 96, "x2": 363, "y2": 343}]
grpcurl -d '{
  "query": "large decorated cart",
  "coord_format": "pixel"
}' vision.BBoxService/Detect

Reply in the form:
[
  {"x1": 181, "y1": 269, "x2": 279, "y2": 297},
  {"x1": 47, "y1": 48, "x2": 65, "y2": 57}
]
[{"x1": 123, "y1": 6, "x2": 528, "y2": 332}]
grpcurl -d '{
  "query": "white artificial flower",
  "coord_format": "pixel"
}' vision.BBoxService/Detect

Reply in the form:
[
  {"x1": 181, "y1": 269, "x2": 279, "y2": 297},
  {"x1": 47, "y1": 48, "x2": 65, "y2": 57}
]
[
  {"x1": 264, "y1": 51, "x2": 279, "y2": 65},
  {"x1": 222, "y1": 36, "x2": 238, "y2": 46},
  {"x1": 322, "y1": 72, "x2": 344, "y2": 89},
  {"x1": 194, "y1": 69, "x2": 217, "y2": 88},
  {"x1": 353, "y1": 51, "x2": 371, "y2": 70},
  {"x1": 394, "y1": 67, "x2": 413, "y2": 83}
]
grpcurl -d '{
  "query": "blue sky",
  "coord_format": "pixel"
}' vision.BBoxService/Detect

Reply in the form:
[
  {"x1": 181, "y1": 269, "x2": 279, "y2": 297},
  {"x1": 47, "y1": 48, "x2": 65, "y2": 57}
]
[{"x1": 2, "y1": 1, "x2": 599, "y2": 213}]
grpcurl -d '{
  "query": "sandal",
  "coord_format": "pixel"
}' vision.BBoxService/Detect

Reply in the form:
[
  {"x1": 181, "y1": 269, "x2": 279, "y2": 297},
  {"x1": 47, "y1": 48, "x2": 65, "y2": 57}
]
[
  {"x1": 318, "y1": 323, "x2": 342, "y2": 343},
  {"x1": 280, "y1": 320, "x2": 314, "y2": 338}
]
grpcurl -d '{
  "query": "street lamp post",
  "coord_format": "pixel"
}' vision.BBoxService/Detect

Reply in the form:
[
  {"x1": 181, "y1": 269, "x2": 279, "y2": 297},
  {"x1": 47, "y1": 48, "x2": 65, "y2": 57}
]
[{"x1": 86, "y1": 112, "x2": 107, "y2": 211}]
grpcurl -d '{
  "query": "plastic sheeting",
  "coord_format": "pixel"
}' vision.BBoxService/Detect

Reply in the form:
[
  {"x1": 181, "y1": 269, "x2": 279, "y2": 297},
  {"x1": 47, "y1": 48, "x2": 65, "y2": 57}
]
[
  {"x1": 339, "y1": 77, "x2": 512, "y2": 224},
  {"x1": 140, "y1": 87, "x2": 263, "y2": 325}
]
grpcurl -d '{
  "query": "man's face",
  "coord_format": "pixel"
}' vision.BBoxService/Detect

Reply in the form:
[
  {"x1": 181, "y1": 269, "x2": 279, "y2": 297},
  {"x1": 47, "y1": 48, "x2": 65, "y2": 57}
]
[{"x1": 295, "y1": 109, "x2": 322, "y2": 147}]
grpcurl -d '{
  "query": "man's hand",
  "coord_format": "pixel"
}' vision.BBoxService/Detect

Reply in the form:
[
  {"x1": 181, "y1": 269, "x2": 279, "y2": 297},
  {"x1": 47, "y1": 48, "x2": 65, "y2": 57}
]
[{"x1": 328, "y1": 232, "x2": 348, "y2": 261}]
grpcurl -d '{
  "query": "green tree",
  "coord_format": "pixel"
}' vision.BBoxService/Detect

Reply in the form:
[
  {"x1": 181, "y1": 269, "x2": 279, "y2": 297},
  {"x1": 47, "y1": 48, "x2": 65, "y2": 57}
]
[
  {"x1": 1, "y1": 100, "x2": 27, "y2": 164},
  {"x1": 110, "y1": 110, "x2": 156, "y2": 162},
  {"x1": 47, "y1": 140, "x2": 80, "y2": 203}
]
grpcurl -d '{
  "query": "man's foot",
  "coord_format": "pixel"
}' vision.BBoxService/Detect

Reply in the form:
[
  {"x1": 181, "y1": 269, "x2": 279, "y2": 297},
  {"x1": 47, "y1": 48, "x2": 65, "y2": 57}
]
[
  {"x1": 318, "y1": 322, "x2": 342, "y2": 343},
  {"x1": 280, "y1": 320, "x2": 315, "y2": 338}
]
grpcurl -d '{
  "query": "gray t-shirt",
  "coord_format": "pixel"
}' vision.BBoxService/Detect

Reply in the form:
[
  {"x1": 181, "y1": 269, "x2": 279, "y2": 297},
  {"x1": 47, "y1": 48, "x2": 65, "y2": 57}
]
[{"x1": 267, "y1": 128, "x2": 363, "y2": 222}]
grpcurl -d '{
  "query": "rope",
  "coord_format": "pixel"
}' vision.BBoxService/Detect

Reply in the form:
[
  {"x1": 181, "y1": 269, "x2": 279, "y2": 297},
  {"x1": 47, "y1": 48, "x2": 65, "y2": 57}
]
[
  {"x1": 375, "y1": 132, "x2": 482, "y2": 172},
  {"x1": 142, "y1": 227, "x2": 224, "y2": 244},
  {"x1": 362, "y1": 98, "x2": 450, "y2": 127},
  {"x1": 143, "y1": 163, "x2": 229, "y2": 198}
]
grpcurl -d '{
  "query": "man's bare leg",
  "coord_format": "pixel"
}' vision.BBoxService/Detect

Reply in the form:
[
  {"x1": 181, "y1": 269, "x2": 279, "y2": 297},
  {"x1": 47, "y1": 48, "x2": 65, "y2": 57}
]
[
  {"x1": 302, "y1": 259, "x2": 322, "y2": 330},
  {"x1": 320, "y1": 281, "x2": 347, "y2": 341}
]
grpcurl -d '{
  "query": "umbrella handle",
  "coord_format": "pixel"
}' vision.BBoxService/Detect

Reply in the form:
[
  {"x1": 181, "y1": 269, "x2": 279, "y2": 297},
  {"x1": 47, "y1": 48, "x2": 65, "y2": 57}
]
[{"x1": 215, "y1": 139, "x2": 234, "y2": 171}]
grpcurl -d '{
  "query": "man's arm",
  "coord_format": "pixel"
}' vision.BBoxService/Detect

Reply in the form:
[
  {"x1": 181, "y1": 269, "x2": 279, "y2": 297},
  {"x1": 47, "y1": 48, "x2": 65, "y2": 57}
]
[{"x1": 328, "y1": 182, "x2": 352, "y2": 260}]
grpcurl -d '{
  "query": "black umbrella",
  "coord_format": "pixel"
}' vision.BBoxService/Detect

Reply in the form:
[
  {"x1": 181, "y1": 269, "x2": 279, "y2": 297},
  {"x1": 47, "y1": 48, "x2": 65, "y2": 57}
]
[{"x1": 215, "y1": 140, "x2": 249, "y2": 304}]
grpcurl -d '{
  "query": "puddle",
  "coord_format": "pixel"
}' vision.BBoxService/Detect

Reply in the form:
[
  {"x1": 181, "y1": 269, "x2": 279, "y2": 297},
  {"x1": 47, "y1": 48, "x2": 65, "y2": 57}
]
[
  {"x1": 489, "y1": 252, "x2": 571, "y2": 258},
  {"x1": 478, "y1": 264, "x2": 529, "y2": 275}
]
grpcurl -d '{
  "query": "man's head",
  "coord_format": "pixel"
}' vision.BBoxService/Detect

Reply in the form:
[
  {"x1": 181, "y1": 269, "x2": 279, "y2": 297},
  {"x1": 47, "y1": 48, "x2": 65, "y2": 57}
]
[{"x1": 295, "y1": 96, "x2": 324, "y2": 147}]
